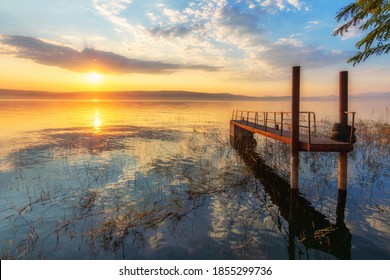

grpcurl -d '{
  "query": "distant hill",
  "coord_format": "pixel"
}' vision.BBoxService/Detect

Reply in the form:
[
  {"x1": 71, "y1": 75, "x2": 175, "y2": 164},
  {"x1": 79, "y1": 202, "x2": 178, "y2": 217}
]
[
  {"x1": 0, "y1": 89, "x2": 389, "y2": 101},
  {"x1": 0, "y1": 89, "x2": 289, "y2": 101},
  {"x1": 288, "y1": 92, "x2": 390, "y2": 102},
  {"x1": 350, "y1": 91, "x2": 390, "y2": 100}
]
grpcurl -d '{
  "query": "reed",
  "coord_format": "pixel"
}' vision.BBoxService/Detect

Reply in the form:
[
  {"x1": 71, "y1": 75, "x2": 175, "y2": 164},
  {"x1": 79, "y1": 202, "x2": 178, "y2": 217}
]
[{"x1": 1, "y1": 118, "x2": 389, "y2": 259}]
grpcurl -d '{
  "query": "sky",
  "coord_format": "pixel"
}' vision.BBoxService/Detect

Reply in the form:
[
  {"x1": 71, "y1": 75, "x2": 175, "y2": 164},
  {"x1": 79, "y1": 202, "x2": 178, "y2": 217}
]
[{"x1": 0, "y1": 0, "x2": 389, "y2": 97}]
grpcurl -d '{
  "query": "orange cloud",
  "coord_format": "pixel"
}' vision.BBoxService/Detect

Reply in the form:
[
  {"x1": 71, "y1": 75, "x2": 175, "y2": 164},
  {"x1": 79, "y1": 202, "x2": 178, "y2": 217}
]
[{"x1": 0, "y1": 35, "x2": 221, "y2": 74}]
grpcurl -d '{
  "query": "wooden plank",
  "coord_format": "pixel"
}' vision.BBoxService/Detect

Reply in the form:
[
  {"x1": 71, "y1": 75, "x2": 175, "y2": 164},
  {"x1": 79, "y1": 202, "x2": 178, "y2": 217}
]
[
  {"x1": 232, "y1": 120, "x2": 291, "y2": 143},
  {"x1": 231, "y1": 120, "x2": 354, "y2": 152}
]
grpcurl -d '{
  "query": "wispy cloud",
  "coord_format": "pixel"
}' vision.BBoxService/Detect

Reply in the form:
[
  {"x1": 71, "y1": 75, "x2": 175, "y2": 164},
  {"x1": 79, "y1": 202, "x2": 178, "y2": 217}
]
[
  {"x1": 217, "y1": 5, "x2": 265, "y2": 37},
  {"x1": 334, "y1": 24, "x2": 364, "y2": 41},
  {"x1": 305, "y1": 20, "x2": 320, "y2": 29},
  {"x1": 260, "y1": 0, "x2": 308, "y2": 13},
  {"x1": 93, "y1": 0, "x2": 133, "y2": 16},
  {"x1": 206, "y1": 2, "x2": 346, "y2": 79},
  {"x1": 304, "y1": 20, "x2": 331, "y2": 30},
  {"x1": 0, "y1": 35, "x2": 221, "y2": 74},
  {"x1": 259, "y1": 41, "x2": 349, "y2": 70},
  {"x1": 1, "y1": 1, "x2": 348, "y2": 81},
  {"x1": 286, "y1": 0, "x2": 304, "y2": 10},
  {"x1": 229, "y1": 38, "x2": 350, "y2": 81},
  {"x1": 91, "y1": 0, "x2": 317, "y2": 77},
  {"x1": 149, "y1": 24, "x2": 201, "y2": 39}
]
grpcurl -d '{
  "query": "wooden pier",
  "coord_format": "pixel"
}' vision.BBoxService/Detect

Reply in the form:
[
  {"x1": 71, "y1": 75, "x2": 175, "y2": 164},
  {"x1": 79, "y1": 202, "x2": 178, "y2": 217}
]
[
  {"x1": 230, "y1": 66, "x2": 356, "y2": 190},
  {"x1": 230, "y1": 112, "x2": 354, "y2": 152}
]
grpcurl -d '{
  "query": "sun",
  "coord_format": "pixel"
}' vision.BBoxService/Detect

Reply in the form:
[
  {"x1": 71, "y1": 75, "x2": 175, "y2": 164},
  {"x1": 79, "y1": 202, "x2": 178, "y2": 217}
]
[{"x1": 86, "y1": 72, "x2": 103, "y2": 84}]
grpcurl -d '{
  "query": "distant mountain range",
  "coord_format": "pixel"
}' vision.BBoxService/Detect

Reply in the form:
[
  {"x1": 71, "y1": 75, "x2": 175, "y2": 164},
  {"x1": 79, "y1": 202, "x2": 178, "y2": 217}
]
[{"x1": 0, "y1": 89, "x2": 389, "y2": 101}]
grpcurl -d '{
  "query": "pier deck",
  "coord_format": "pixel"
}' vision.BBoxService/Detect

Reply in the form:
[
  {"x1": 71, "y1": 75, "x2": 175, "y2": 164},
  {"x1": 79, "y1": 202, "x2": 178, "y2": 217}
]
[{"x1": 231, "y1": 114, "x2": 354, "y2": 152}]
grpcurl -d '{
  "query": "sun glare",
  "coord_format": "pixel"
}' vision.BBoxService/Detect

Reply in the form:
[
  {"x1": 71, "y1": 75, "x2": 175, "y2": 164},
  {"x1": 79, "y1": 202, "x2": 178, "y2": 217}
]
[
  {"x1": 94, "y1": 112, "x2": 101, "y2": 133},
  {"x1": 86, "y1": 72, "x2": 103, "y2": 84}
]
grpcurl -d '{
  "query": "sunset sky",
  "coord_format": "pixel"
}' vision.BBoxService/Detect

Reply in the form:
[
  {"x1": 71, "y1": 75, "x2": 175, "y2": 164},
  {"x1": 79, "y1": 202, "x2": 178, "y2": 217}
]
[{"x1": 0, "y1": 0, "x2": 389, "y2": 97}]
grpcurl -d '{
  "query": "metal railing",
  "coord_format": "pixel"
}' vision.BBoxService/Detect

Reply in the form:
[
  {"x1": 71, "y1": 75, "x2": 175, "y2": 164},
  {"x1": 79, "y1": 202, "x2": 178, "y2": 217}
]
[
  {"x1": 232, "y1": 110, "x2": 317, "y2": 143},
  {"x1": 345, "y1": 111, "x2": 356, "y2": 143}
]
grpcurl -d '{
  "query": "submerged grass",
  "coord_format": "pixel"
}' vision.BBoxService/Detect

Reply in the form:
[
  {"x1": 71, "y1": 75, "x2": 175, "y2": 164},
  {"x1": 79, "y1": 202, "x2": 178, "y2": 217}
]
[{"x1": 1, "y1": 118, "x2": 389, "y2": 259}]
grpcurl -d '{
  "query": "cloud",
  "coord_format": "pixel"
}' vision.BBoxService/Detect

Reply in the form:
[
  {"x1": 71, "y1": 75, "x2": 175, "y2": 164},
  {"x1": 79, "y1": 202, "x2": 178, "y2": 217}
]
[
  {"x1": 163, "y1": 8, "x2": 189, "y2": 24},
  {"x1": 305, "y1": 20, "x2": 331, "y2": 30},
  {"x1": 218, "y1": 5, "x2": 262, "y2": 35},
  {"x1": 286, "y1": 0, "x2": 302, "y2": 10},
  {"x1": 275, "y1": 37, "x2": 303, "y2": 47},
  {"x1": 335, "y1": 24, "x2": 364, "y2": 41},
  {"x1": 0, "y1": 35, "x2": 221, "y2": 74},
  {"x1": 0, "y1": 1, "x2": 345, "y2": 82},
  {"x1": 205, "y1": 3, "x2": 345, "y2": 79},
  {"x1": 214, "y1": 5, "x2": 268, "y2": 49},
  {"x1": 307, "y1": 20, "x2": 320, "y2": 25},
  {"x1": 305, "y1": 20, "x2": 320, "y2": 29},
  {"x1": 90, "y1": 0, "x2": 320, "y2": 80},
  {"x1": 149, "y1": 25, "x2": 199, "y2": 39},
  {"x1": 261, "y1": 0, "x2": 285, "y2": 11},
  {"x1": 260, "y1": 0, "x2": 308, "y2": 13},
  {"x1": 93, "y1": 0, "x2": 133, "y2": 16},
  {"x1": 258, "y1": 40, "x2": 350, "y2": 70}
]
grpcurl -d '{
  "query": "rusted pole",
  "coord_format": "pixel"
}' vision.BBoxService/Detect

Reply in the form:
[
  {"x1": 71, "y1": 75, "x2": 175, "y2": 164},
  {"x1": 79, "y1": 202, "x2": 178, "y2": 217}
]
[
  {"x1": 288, "y1": 189, "x2": 299, "y2": 259},
  {"x1": 290, "y1": 66, "x2": 300, "y2": 189},
  {"x1": 338, "y1": 153, "x2": 348, "y2": 190},
  {"x1": 338, "y1": 71, "x2": 348, "y2": 191},
  {"x1": 336, "y1": 189, "x2": 347, "y2": 226},
  {"x1": 339, "y1": 71, "x2": 348, "y2": 125}
]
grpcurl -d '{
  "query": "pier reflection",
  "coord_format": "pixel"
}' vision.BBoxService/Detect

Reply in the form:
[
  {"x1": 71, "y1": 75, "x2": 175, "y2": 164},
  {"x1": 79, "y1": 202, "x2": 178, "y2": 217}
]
[{"x1": 235, "y1": 147, "x2": 351, "y2": 259}]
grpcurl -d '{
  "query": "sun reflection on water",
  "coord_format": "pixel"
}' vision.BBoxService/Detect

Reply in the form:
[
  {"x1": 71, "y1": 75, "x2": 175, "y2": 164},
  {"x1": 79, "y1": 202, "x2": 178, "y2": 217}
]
[{"x1": 94, "y1": 112, "x2": 102, "y2": 133}]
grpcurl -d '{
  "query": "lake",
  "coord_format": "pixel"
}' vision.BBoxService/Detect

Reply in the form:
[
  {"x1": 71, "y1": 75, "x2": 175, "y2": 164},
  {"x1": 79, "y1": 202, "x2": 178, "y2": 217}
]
[{"x1": 0, "y1": 99, "x2": 389, "y2": 259}]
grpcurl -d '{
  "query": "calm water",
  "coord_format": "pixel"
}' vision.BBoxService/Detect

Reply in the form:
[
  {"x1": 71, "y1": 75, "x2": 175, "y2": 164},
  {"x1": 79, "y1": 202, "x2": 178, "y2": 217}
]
[{"x1": 0, "y1": 100, "x2": 389, "y2": 260}]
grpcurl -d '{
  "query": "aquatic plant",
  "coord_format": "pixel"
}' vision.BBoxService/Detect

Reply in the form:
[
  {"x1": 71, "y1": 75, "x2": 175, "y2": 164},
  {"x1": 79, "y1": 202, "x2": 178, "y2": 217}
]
[{"x1": 1, "y1": 117, "x2": 389, "y2": 260}]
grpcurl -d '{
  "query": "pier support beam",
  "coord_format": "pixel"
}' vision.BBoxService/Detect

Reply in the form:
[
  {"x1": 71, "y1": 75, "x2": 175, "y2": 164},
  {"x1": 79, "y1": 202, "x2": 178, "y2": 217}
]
[
  {"x1": 290, "y1": 66, "x2": 300, "y2": 190},
  {"x1": 338, "y1": 71, "x2": 348, "y2": 191},
  {"x1": 288, "y1": 189, "x2": 299, "y2": 259},
  {"x1": 336, "y1": 189, "x2": 347, "y2": 226},
  {"x1": 230, "y1": 121, "x2": 255, "y2": 149},
  {"x1": 338, "y1": 153, "x2": 348, "y2": 190}
]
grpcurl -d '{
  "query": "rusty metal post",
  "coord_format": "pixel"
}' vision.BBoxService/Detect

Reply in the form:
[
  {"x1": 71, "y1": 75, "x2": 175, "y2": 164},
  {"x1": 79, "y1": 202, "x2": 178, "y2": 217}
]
[
  {"x1": 338, "y1": 153, "x2": 348, "y2": 190},
  {"x1": 288, "y1": 189, "x2": 299, "y2": 259},
  {"x1": 336, "y1": 189, "x2": 347, "y2": 226},
  {"x1": 338, "y1": 71, "x2": 348, "y2": 190},
  {"x1": 339, "y1": 71, "x2": 348, "y2": 125},
  {"x1": 290, "y1": 66, "x2": 300, "y2": 189}
]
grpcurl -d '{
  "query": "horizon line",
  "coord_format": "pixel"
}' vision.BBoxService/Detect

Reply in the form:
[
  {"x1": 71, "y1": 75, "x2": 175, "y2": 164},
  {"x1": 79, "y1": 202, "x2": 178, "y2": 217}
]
[{"x1": 0, "y1": 88, "x2": 389, "y2": 101}]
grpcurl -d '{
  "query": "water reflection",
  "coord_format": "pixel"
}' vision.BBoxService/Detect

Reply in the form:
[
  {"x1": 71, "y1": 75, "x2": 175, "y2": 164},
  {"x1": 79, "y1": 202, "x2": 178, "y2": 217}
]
[
  {"x1": 235, "y1": 147, "x2": 352, "y2": 259},
  {"x1": 5, "y1": 125, "x2": 182, "y2": 169},
  {"x1": 0, "y1": 100, "x2": 389, "y2": 259},
  {"x1": 94, "y1": 112, "x2": 101, "y2": 133}
]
